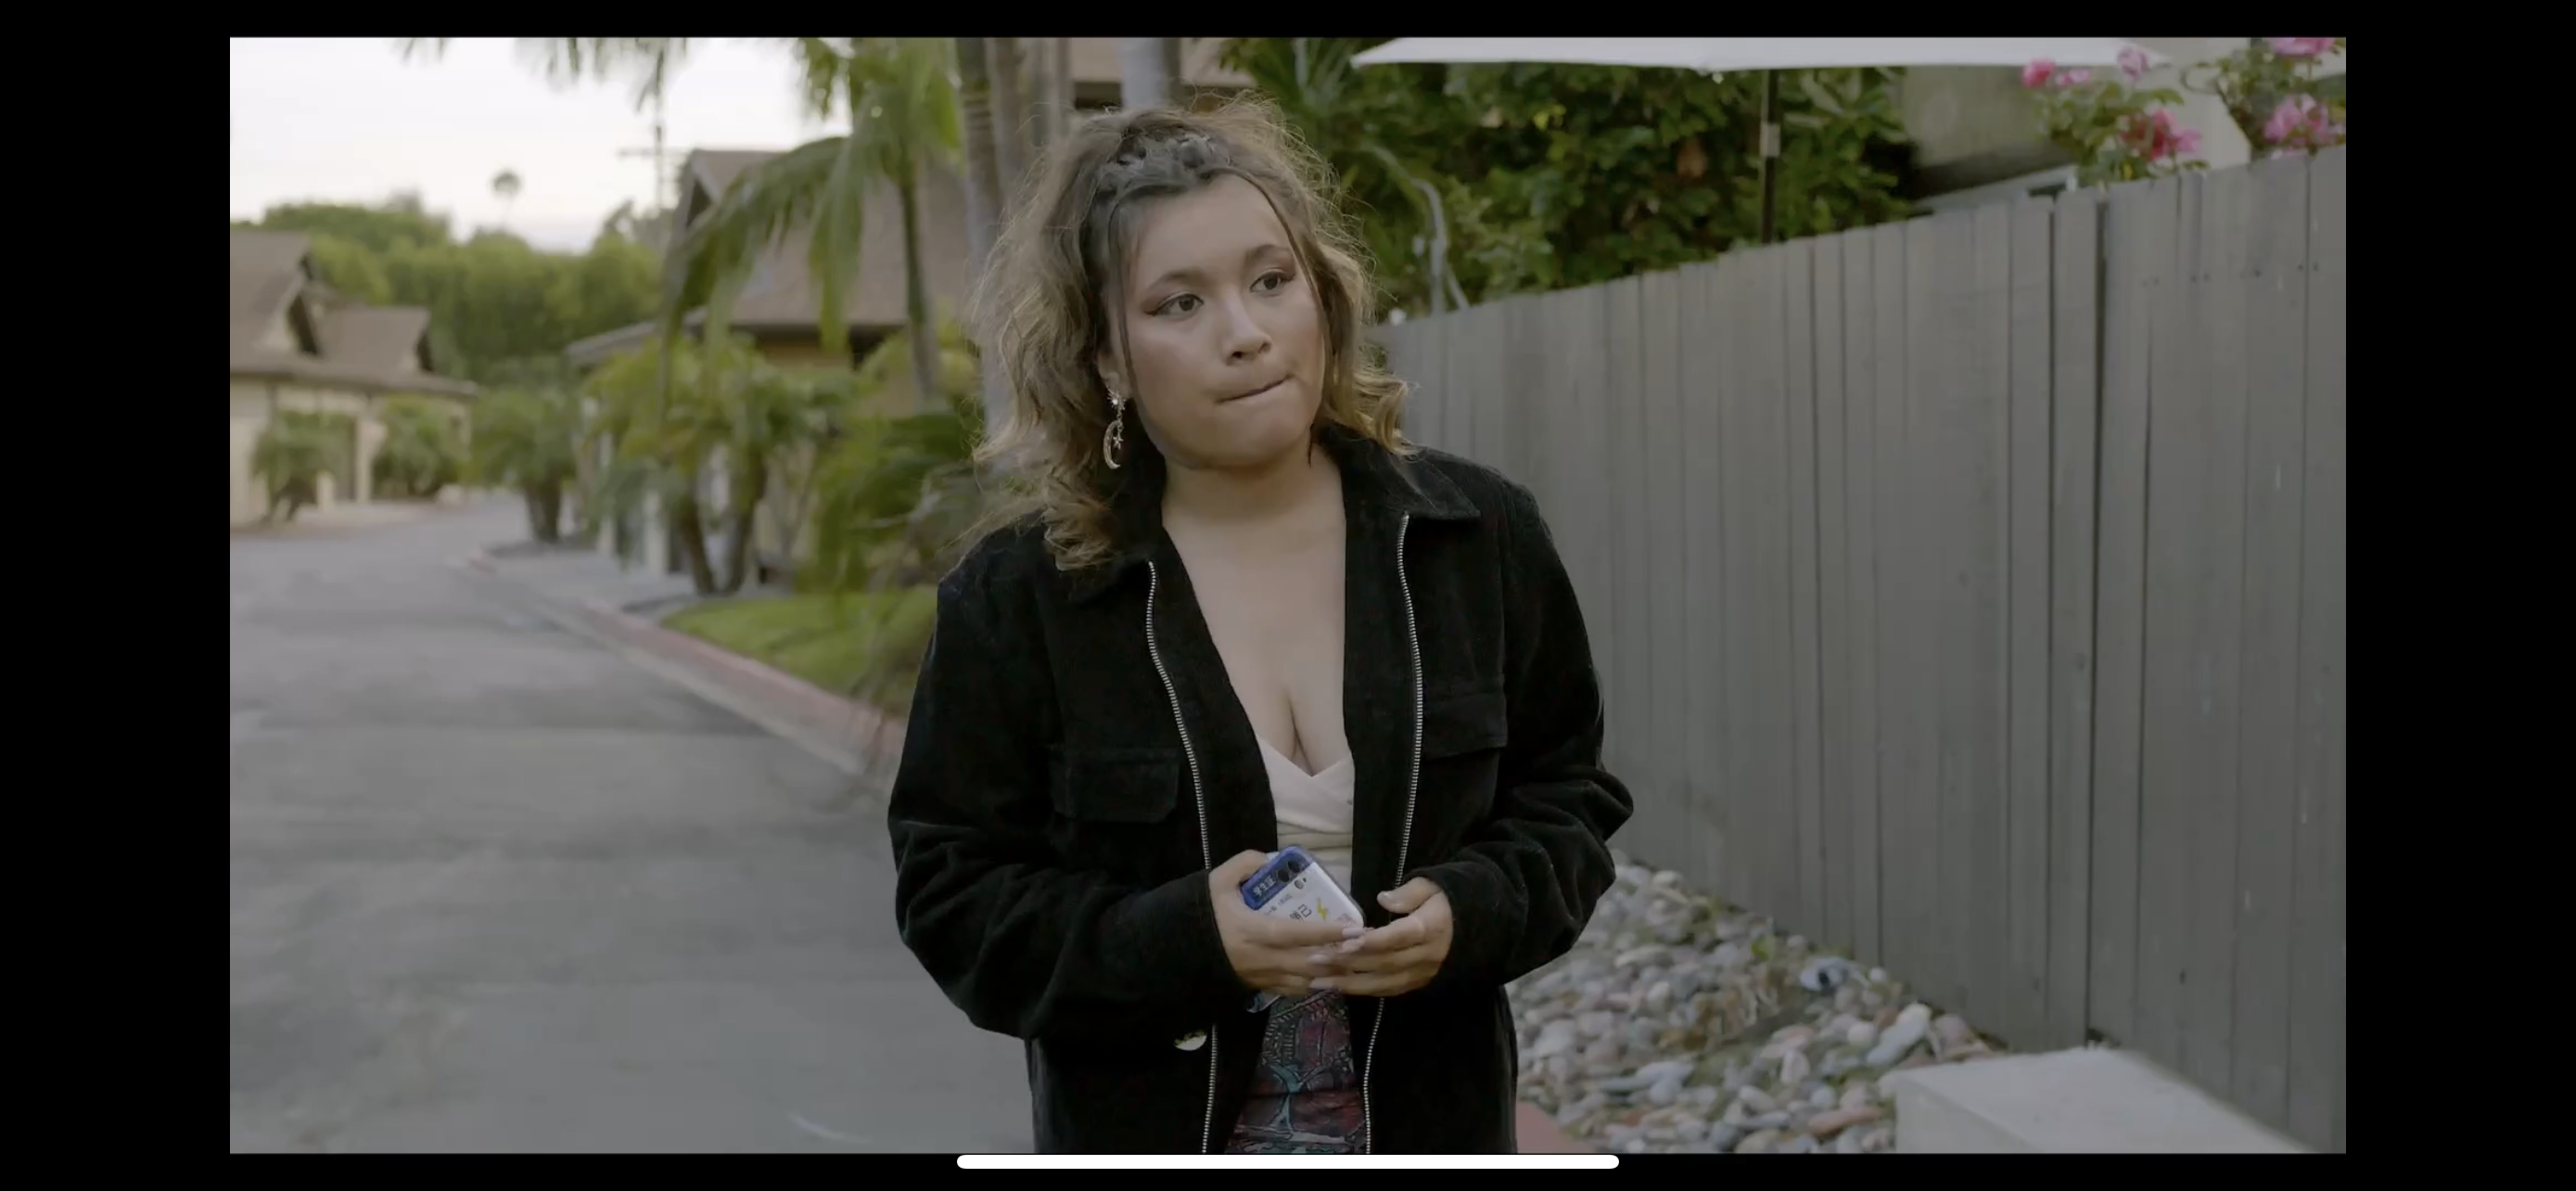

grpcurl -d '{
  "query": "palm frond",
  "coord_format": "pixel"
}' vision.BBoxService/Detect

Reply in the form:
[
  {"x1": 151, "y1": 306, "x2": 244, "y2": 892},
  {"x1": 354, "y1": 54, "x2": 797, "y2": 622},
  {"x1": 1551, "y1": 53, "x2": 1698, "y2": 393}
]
[
  {"x1": 659, "y1": 136, "x2": 872, "y2": 357},
  {"x1": 840, "y1": 40, "x2": 963, "y2": 177},
  {"x1": 640, "y1": 38, "x2": 967, "y2": 366},
  {"x1": 512, "y1": 38, "x2": 692, "y2": 111},
  {"x1": 806, "y1": 127, "x2": 874, "y2": 356},
  {"x1": 784, "y1": 37, "x2": 855, "y2": 124},
  {"x1": 897, "y1": 38, "x2": 964, "y2": 160}
]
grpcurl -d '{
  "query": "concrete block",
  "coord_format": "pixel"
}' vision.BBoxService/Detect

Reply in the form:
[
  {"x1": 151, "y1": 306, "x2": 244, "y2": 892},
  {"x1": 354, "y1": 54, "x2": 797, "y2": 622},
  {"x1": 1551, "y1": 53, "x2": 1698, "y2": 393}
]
[{"x1": 1885, "y1": 1047, "x2": 2309, "y2": 1154}]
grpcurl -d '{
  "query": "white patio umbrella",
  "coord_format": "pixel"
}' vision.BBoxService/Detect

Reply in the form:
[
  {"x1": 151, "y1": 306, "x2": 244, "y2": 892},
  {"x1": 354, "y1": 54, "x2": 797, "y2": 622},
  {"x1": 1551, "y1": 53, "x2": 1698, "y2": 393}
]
[{"x1": 1350, "y1": 37, "x2": 2165, "y2": 242}]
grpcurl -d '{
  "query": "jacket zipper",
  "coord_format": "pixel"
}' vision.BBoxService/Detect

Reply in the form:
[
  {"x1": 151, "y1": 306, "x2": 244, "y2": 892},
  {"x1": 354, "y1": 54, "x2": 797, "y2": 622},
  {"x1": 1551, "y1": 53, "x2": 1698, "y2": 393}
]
[
  {"x1": 1143, "y1": 559, "x2": 1220, "y2": 1156},
  {"x1": 1360, "y1": 513, "x2": 1423, "y2": 1155}
]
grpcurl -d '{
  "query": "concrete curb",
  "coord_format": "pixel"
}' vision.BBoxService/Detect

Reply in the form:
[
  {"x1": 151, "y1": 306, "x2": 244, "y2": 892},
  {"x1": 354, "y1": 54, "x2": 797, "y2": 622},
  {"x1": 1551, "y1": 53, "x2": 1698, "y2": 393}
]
[
  {"x1": 571, "y1": 595, "x2": 909, "y2": 763},
  {"x1": 453, "y1": 550, "x2": 907, "y2": 787}
]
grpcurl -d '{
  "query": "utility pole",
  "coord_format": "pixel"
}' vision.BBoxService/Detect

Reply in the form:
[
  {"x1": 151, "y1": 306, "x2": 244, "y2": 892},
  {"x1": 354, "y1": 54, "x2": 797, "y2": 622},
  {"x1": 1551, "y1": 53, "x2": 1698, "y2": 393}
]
[
  {"x1": 614, "y1": 98, "x2": 687, "y2": 241},
  {"x1": 608, "y1": 97, "x2": 695, "y2": 576}
]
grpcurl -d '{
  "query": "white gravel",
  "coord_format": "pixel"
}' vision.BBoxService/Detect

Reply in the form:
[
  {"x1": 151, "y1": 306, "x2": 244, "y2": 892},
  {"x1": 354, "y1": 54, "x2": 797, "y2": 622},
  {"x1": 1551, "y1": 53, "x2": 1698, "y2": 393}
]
[{"x1": 1507, "y1": 852, "x2": 2008, "y2": 1154}]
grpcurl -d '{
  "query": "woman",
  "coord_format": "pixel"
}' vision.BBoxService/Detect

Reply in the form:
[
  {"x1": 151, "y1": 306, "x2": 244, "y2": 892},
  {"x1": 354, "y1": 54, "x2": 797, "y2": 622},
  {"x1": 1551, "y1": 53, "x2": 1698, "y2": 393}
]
[{"x1": 886, "y1": 98, "x2": 1632, "y2": 1155}]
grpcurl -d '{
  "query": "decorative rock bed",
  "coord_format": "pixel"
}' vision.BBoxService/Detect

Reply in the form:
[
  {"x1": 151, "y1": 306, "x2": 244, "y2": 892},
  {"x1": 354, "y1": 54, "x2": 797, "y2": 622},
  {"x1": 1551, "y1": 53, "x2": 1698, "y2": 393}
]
[{"x1": 1508, "y1": 853, "x2": 2009, "y2": 1154}]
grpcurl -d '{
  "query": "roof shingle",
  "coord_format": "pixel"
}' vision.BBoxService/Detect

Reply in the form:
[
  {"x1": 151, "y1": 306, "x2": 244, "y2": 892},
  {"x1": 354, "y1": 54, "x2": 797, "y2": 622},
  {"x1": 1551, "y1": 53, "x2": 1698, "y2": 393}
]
[
  {"x1": 318, "y1": 306, "x2": 435, "y2": 375},
  {"x1": 230, "y1": 229, "x2": 315, "y2": 356},
  {"x1": 227, "y1": 228, "x2": 473, "y2": 397}
]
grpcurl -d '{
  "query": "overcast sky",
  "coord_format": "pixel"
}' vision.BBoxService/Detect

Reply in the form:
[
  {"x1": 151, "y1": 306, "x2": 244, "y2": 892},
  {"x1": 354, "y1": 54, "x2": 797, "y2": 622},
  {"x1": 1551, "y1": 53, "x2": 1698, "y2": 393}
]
[{"x1": 229, "y1": 38, "x2": 839, "y2": 253}]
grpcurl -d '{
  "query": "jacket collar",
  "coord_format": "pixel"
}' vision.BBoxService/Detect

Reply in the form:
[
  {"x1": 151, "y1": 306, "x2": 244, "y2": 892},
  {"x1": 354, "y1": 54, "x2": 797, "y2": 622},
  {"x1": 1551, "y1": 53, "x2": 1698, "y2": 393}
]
[{"x1": 1065, "y1": 424, "x2": 1478, "y2": 604}]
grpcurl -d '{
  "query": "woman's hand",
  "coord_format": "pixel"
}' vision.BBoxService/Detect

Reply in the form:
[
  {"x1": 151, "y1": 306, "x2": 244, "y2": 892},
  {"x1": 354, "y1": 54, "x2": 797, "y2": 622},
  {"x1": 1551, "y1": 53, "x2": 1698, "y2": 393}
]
[
  {"x1": 1314, "y1": 878, "x2": 1453, "y2": 997},
  {"x1": 1209, "y1": 852, "x2": 1358, "y2": 1000}
]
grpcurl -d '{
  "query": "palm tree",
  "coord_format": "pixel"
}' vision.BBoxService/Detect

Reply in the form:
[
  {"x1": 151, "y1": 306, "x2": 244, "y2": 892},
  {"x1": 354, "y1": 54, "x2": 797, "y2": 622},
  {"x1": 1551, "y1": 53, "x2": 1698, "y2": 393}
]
[
  {"x1": 660, "y1": 40, "x2": 957, "y2": 417},
  {"x1": 1120, "y1": 37, "x2": 1182, "y2": 109},
  {"x1": 582, "y1": 336, "x2": 737, "y2": 592},
  {"x1": 581, "y1": 332, "x2": 845, "y2": 594},
  {"x1": 491, "y1": 168, "x2": 522, "y2": 230},
  {"x1": 374, "y1": 398, "x2": 466, "y2": 499},
  {"x1": 807, "y1": 322, "x2": 986, "y2": 594},
  {"x1": 955, "y1": 39, "x2": 1001, "y2": 276},
  {"x1": 952, "y1": 38, "x2": 1012, "y2": 437},
  {"x1": 251, "y1": 416, "x2": 338, "y2": 524},
  {"x1": 1051, "y1": 39, "x2": 1075, "y2": 144},
  {"x1": 469, "y1": 386, "x2": 583, "y2": 544},
  {"x1": 984, "y1": 39, "x2": 1029, "y2": 197},
  {"x1": 708, "y1": 365, "x2": 844, "y2": 593},
  {"x1": 582, "y1": 342, "x2": 714, "y2": 589},
  {"x1": 1027, "y1": 38, "x2": 1067, "y2": 152}
]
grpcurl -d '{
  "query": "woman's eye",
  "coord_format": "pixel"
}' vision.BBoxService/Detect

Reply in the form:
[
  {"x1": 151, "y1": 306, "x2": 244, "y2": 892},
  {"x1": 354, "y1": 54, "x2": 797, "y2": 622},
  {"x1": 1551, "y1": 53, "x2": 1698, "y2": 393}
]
[
  {"x1": 1154, "y1": 294, "x2": 1201, "y2": 316},
  {"x1": 1254, "y1": 272, "x2": 1288, "y2": 293}
]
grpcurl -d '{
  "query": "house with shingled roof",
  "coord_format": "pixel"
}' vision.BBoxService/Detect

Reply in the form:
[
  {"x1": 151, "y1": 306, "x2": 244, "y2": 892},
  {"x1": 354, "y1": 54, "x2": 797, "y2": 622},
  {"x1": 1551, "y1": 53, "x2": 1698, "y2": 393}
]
[{"x1": 229, "y1": 228, "x2": 477, "y2": 527}]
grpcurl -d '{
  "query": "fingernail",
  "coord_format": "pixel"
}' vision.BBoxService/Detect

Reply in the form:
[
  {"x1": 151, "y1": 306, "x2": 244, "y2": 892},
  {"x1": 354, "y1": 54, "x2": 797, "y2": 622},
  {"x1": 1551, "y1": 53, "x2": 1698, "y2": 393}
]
[
  {"x1": 1308, "y1": 954, "x2": 1332, "y2": 967},
  {"x1": 1311, "y1": 979, "x2": 1336, "y2": 991},
  {"x1": 1342, "y1": 927, "x2": 1366, "y2": 940},
  {"x1": 1377, "y1": 890, "x2": 1396, "y2": 903},
  {"x1": 1340, "y1": 939, "x2": 1364, "y2": 953}
]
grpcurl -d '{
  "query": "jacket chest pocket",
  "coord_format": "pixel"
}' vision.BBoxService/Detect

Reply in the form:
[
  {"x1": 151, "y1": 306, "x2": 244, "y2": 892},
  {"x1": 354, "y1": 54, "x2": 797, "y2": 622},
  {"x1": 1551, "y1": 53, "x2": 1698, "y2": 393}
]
[
  {"x1": 1047, "y1": 746, "x2": 1194, "y2": 881},
  {"x1": 1419, "y1": 686, "x2": 1510, "y2": 827}
]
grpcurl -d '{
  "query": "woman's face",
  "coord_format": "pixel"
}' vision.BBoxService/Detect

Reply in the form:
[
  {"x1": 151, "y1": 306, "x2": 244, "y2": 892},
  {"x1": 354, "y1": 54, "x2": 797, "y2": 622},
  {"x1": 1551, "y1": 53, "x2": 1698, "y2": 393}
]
[{"x1": 1103, "y1": 174, "x2": 1327, "y2": 471}]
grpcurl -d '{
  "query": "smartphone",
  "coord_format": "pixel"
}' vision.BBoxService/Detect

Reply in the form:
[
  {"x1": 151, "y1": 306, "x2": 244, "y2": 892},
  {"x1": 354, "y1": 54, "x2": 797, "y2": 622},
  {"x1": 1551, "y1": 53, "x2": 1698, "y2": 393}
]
[{"x1": 1239, "y1": 846, "x2": 1368, "y2": 1012}]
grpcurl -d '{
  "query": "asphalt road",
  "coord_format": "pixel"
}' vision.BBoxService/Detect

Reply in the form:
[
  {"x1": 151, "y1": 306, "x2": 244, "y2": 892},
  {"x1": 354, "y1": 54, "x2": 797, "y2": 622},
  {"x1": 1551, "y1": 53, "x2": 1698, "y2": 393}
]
[{"x1": 228, "y1": 500, "x2": 1028, "y2": 1153}]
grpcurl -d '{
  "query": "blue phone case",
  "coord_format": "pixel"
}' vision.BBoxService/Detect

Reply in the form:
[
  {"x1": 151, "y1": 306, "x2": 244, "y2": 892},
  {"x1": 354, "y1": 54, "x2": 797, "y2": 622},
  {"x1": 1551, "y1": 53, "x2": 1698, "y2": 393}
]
[
  {"x1": 1240, "y1": 845, "x2": 1320, "y2": 911},
  {"x1": 1239, "y1": 846, "x2": 1346, "y2": 1014}
]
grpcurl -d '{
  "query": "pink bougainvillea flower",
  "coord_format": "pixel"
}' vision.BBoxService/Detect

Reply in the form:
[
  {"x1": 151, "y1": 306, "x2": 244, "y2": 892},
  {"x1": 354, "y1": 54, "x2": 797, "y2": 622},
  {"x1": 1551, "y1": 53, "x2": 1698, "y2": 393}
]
[
  {"x1": 2116, "y1": 109, "x2": 2202, "y2": 164},
  {"x1": 2117, "y1": 113, "x2": 2154, "y2": 155},
  {"x1": 2262, "y1": 94, "x2": 2341, "y2": 148},
  {"x1": 2056, "y1": 68, "x2": 2093, "y2": 87},
  {"x1": 2263, "y1": 96, "x2": 2314, "y2": 143},
  {"x1": 2146, "y1": 111, "x2": 2181, "y2": 161},
  {"x1": 2022, "y1": 58, "x2": 2055, "y2": 88},
  {"x1": 2266, "y1": 37, "x2": 2336, "y2": 58},
  {"x1": 2118, "y1": 45, "x2": 2151, "y2": 82}
]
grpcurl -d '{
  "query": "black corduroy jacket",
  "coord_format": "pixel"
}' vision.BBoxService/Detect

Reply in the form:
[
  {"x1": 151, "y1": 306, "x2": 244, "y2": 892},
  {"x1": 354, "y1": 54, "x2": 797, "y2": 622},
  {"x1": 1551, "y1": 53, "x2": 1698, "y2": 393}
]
[{"x1": 886, "y1": 428, "x2": 1633, "y2": 1154}]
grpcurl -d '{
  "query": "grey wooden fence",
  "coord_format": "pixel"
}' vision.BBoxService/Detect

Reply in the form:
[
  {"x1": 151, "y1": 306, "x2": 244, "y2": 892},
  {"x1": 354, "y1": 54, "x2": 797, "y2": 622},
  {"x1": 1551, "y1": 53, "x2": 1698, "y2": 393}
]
[{"x1": 1375, "y1": 147, "x2": 2345, "y2": 1152}]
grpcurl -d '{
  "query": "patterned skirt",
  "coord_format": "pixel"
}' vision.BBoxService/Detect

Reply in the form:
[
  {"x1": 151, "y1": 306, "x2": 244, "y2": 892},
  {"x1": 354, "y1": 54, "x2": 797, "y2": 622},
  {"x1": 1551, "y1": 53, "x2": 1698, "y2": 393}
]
[{"x1": 1223, "y1": 990, "x2": 1369, "y2": 1154}]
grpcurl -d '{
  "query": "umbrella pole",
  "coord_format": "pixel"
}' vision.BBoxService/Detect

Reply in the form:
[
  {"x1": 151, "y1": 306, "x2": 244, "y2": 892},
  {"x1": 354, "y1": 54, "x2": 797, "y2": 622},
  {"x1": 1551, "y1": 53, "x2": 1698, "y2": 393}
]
[{"x1": 1758, "y1": 69, "x2": 1780, "y2": 244}]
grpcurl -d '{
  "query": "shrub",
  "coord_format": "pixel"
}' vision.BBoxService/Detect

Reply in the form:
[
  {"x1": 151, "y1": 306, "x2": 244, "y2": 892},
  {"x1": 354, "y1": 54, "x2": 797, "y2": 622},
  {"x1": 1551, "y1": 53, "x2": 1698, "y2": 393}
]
[
  {"x1": 2023, "y1": 47, "x2": 2209, "y2": 187},
  {"x1": 2184, "y1": 38, "x2": 2347, "y2": 158},
  {"x1": 372, "y1": 398, "x2": 465, "y2": 499},
  {"x1": 250, "y1": 415, "x2": 338, "y2": 522}
]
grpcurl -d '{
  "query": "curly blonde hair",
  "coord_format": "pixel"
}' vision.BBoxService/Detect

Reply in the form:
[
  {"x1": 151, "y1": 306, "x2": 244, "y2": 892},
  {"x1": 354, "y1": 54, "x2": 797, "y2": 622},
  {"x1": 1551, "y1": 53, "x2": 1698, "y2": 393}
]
[{"x1": 970, "y1": 96, "x2": 1412, "y2": 573}]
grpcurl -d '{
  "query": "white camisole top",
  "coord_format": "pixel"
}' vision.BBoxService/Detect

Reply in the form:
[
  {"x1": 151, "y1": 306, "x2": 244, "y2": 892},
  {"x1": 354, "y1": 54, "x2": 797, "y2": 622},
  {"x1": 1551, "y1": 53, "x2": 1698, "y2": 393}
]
[{"x1": 1257, "y1": 732, "x2": 1358, "y2": 893}]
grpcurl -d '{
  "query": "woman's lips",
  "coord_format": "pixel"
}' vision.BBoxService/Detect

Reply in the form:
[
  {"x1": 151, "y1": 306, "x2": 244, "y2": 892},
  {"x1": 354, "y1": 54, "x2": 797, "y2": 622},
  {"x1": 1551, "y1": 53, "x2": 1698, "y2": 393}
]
[{"x1": 1223, "y1": 377, "x2": 1287, "y2": 403}]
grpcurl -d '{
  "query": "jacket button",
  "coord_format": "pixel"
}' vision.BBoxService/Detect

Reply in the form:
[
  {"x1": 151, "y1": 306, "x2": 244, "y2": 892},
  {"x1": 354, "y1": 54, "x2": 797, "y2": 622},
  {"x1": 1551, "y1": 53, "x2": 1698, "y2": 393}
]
[{"x1": 1174, "y1": 1030, "x2": 1208, "y2": 1051}]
